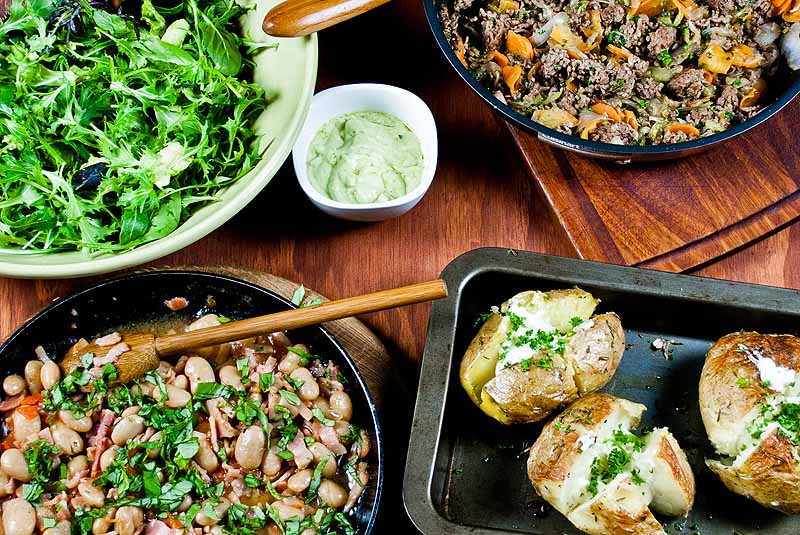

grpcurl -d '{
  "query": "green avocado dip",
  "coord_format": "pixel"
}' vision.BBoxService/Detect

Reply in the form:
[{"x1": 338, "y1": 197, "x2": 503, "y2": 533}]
[{"x1": 306, "y1": 111, "x2": 424, "y2": 204}]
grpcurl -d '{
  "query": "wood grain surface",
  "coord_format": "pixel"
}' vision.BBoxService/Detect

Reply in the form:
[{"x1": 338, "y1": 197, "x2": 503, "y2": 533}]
[
  {"x1": 507, "y1": 93, "x2": 800, "y2": 273},
  {"x1": 1, "y1": 0, "x2": 799, "y2": 531}
]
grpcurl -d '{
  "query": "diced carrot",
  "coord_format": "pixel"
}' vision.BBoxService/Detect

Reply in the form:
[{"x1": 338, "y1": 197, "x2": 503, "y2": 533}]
[
  {"x1": 456, "y1": 36, "x2": 467, "y2": 68},
  {"x1": 164, "y1": 516, "x2": 184, "y2": 529},
  {"x1": 527, "y1": 61, "x2": 542, "y2": 81},
  {"x1": 629, "y1": 0, "x2": 673, "y2": 16},
  {"x1": 502, "y1": 65, "x2": 524, "y2": 94},
  {"x1": 580, "y1": 119, "x2": 605, "y2": 140},
  {"x1": 566, "y1": 80, "x2": 579, "y2": 92},
  {"x1": 731, "y1": 44, "x2": 760, "y2": 69},
  {"x1": 17, "y1": 405, "x2": 39, "y2": 420},
  {"x1": 740, "y1": 78, "x2": 767, "y2": 108},
  {"x1": 784, "y1": 6, "x2": 800, "y2": 21},
  {"x1": 591, "y1": 102, "x2": 623, "y2": 122},
  {"x1": 606, "y1": 44, "x2": 633, "y2": 60},
  {"x1": 20, "y1": 394, "x2": 42, "y2": 406},
  {"x1": 498, "y1": 0, "x2": 520, "y2": 11},
  {"x1": 506, "y1": 31, "x2": 534, "y2": 61},
  {"x1": 623, "y1": 110, "x2": 639, "y2": 130},
  {"x1": 492, "y1": 51, "x2": 509, "y2": 68},
  {"x1": 698, "y1": 43, "x2": 733, "y2": 74},
  {"x1": 665, "y1": 123, "x2": 701, "y2": 137}
]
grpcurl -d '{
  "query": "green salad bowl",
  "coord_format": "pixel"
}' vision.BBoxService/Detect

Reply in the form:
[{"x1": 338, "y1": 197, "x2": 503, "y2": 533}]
[{"x1": 0, "y1": 0, "x2": 317, "y2": 278}]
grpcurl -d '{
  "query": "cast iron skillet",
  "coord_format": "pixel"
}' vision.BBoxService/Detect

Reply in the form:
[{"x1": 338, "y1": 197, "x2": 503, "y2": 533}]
[
  {"x1": 424, "y1": 0, "x2": 800, "y2": 162},
  {"x1": 0, "y1": 271, "x2": 383, "y2": 534}
]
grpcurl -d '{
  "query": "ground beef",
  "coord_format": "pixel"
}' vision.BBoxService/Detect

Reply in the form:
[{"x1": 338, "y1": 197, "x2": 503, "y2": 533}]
[
  {"x1": 618, "y1": 14, "x2": 650, "y2": 52},
  {"x1": 606, "y1": 64, "x2": 636, "y2": 97},
  {"x1": 600, "y1": 2, "x2": 626, "y2": 27},
  {"x1": 662, "y1": 130, "x2": 690, "y2": 143},
  {"x1": 707, "y1": 0, "x2": 735, "y2": 12},
  {"x1": 687, "y1": 107, "x2": 715, "y2": 126},
  {"x1": 647, "y1": 26, "x2": 677, "y2": 58},
  {"x1": 589, "y1": 121, "x2": 640, "y2": 144},
  {"x1": 453, "y1": 0, "x2": 475, "y2": 11},
  {"x1": 716, "y1": 85, "x2": 739, "y2": 111},
  {"x1": 480, "y1": 10, "x2": 511, "y2": 51},
  {"x1": 666, "y1": 68, "x2": 706, "y2": 99},
  {"x1": 635, "y1": 78, "x2": 663, "y2": 99},
  {"x1": 627, "y1": 55, "x2": 649, "y2": 77},
  {"x1": 558, "y1": 91, "x2": 590, "y2": 115},
  {"x1": 540, "y1": 48, "x2": 571, "y2": 79},
  {"x1": 569, "y1": 59, "x2": 609, "y2": 88}
]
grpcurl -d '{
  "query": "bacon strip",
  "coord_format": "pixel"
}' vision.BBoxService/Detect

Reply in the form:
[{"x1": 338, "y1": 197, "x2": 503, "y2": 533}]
[
  {"x1": 286, "y1": 431, "x2": 314, "y2": 469},
  {"x1": 313, "y1": 421, "x2": 347, "y2": 456},
  {"x1": 0, "y1": 395, "x2": 22, "y2": 412},
  {"x1": 88, "y1": 409, "x2": 116, "y2": 448},
  {"x1": 95, "y1": 332, "x2": 122, "y2": 347},
  {"x1": 164, "y1": 297, "x2": 189, "y2": 311}
]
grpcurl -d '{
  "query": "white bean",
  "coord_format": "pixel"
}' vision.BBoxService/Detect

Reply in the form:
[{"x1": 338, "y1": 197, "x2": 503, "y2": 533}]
[
  {"x1": 273, "y1": 499, "x2": 305, "y2": 522},
  {"x1": 91, "y1": 509, "x2": 115, "y2": 535},
  {"x1": 114, "y1": 506, "x2": 143, "y2": 535},
  {"x1": 59, "y1": 410, "x2": 93, "y2": 433},
  {"x1": 154, "y1": 384, "x2": 191, "y2": 408},
  {"x1": 172, "y1": 375, "x2": 189, "y2": 390},
  {"x1": 146, "y1": 432, "x2": 162, "y2": 459},
  {"x1": 0, "y1": 469, "x2": 14, "y2": 497},
  {"x1": 67, "y1": 455, "x2": 89, "y2": 479},
  {"x1": 329, "y1": 392, "x2": 352, "y2": 421},
  {"x1": 278, "y1": 350, "x2": 301, "y2": 374},
  {"x1": 23, "y1": 361, "x2": 43, "y2": 395},
  {"x1": 39, "y1": 361, "x2": 60, "y2": 391},
  {"x1": 99, "y1": 446, "x2": 118, "y2": 472},
  {"x1": 51, "y1": 423, "x2": 84, "y2": 455},
  {"x1": 194, "y1": 498, "x2": 230, "y2": 527},
  {"x1": 193, "y1": 436, "x2": 218, "y2": 473},
  {"x1": 0, "y1": 449, "x2": 30, "y2": 482},
  {"x1": 317, "y1": 480, "x2": 348, "y2": 508},
  {"x1": 184, "y1": 357, "x2": 215, "y2": 393},
  {"x1": 111, "y1": 415, "x2": 144, "y2": 446},
  {"x1": 290, "y1": 368, "x2": 319, "y2": 401},
  {"x1": 234, "y1": 425, "x2": 265, "y2": 470},
  {"x1": 177, "y1": 494, "x2": 193, "y2": 513},
  {"x1": 308, "y1": 443, "x2": 337, "y2": 478},
  {"x1": 2, "y1": 376, "x2": 25, "y2": 397},
  {"x1": 42, "y1": 520, "x2": 70, "y2": 535},
  {"x1": 262, "y1": 446, "x2": 282, "y2": 477},
  {"x1": 218, "y1": 366, "x2": 244, "y2": 391},
  {"x1": 287, "y1": 469, "x2": 313, "y2": 494},
  {"x1": 3, "y1": 498, "x2": 35, "y2": 535},
  {"x1": 77, "y1": 480, "x2": 104, "y2": 507},
  {"x1": 11, "y1": 409, "x2": 40, "y2": 444}
]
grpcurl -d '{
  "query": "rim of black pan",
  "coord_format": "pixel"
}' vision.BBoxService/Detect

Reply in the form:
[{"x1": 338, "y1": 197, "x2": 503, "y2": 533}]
[{"x1": 424, "y1": 0, "x2": 800, "y2": 157}]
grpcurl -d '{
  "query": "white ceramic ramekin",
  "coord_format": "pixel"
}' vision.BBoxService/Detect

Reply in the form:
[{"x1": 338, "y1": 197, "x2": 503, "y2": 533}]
[{"x1": 292, "y1": 84, "x2": 438, "y2": 222}]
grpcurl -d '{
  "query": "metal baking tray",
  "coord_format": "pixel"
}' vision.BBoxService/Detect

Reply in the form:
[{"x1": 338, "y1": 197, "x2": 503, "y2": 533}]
[{"x1": 403, "y1": 248, "x2": 800, "y2": 535}]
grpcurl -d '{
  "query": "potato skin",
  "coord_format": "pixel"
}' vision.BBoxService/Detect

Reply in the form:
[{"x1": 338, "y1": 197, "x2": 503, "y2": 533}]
[
  {"x1": 459, "y1": 289, "x2": 624, "y2": 425},
  {"x1": 700, "y1": 332, "x2": 800, "y2": 513}
]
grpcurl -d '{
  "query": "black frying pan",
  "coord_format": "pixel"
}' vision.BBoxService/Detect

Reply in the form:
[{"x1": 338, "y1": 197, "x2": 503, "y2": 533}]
[
  {"x1": 0, "y1": 271, "x2": 384, "y2": 534},
  {"x1": 423, "y1": 0, "x2": 800, "y2": 162}
]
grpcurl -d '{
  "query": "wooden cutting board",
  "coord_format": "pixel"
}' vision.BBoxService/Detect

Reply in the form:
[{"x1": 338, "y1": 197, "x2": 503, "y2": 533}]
[
  {"x1": 505, "y1": 98, "x2": 800, "y2": 272},
  {"x1": 142, "y1": 265, "x2": 392, "y2": 409}
]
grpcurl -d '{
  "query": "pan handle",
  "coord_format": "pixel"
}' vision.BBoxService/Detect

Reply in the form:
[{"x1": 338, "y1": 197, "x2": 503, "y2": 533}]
[{"x1": 262, "y1": 0, "x2": 391, "y2": 37}]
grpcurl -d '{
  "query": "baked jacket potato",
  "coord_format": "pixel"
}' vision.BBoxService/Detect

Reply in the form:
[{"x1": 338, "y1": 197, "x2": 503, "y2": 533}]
[
  {"x1": 700, "y1": 332, "x2": 800, "y2": 513},
  {"x1": 459, "y1": 289, "x2": 624, "y2": 424},
  {"x1": 527, "y1": 393, "x2": 696, "y2": 535}
]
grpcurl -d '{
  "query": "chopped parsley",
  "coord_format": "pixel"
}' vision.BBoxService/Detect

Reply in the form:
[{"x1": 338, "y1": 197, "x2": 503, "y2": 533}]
[
  {"x1": 657, "y1": 49, "x2": 672, "y2": 67},
  {"x1": 736, "y1": 378, "x2": 751, "y2": 388},
  {"x1": 610, "y1": 79, "x2": 625, "y2": 91},
  {"x1": 607, "y1": 29, "x2": 626, "y2": 47},
  {"x1": 586, "y1": 428, "x2": 646, "y2": 496}
]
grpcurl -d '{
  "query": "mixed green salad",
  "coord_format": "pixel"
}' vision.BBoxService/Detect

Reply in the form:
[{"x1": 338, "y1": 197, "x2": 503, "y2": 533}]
[{"x1": 0, "y1": 0, "x2": 270, "y2": 253}]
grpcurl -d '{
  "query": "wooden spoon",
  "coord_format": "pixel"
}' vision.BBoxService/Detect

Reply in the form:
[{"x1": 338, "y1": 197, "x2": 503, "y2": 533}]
[
  {"x1": 262, "y1": 0, "x2": 391, "y2": 37},
  {"x1": 61, "y1": 279, "x2": 447, "y2": 383}
]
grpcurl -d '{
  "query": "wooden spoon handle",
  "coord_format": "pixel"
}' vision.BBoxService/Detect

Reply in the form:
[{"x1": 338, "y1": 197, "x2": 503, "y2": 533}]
[
  {"x1": 262, "y1": 0, "x2": 391, "y2": 37},
  {"x1": 154, "y1": 279, "x2": 447, "y2": 355}
]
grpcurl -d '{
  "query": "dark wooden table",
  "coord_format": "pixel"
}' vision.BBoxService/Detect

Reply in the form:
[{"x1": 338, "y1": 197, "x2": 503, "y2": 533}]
[{"x1": 1, "y1": 0, "x2": 799, "y2": 531}]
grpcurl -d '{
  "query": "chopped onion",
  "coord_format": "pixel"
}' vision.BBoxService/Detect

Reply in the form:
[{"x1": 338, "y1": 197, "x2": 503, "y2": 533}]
[
  {"x1": 577, "y1": 110, "x2": 608, "y2": 131},
  {"x1": 531, "y1": 12, "x2": 568, "y2": 46},
  {"x1": 782, "y1": 23, "x2": 800, "y2": 70},
  {"x1": 755, "y1": 22, "x2": 782, "y2": 47}
]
